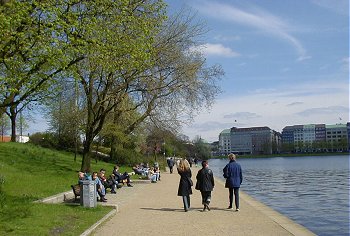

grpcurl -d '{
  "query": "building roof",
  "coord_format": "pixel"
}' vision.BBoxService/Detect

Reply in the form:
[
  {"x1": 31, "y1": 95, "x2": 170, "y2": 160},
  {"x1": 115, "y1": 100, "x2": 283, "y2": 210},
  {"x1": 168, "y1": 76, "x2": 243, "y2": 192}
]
[
  {"x1": 231, "y1": 126, "x2": 271, "y2": 132},
  {"x1": 220, "y1": 129, "x2": 231, "y2": 134},
  {"x1": 326, "y1": 124, "x2": 347, "y2": 128}
]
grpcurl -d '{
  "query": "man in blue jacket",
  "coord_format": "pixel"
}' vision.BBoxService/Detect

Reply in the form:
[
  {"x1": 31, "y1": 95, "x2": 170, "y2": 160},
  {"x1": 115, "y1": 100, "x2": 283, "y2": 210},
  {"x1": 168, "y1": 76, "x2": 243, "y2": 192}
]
[{"x1": 223, "y1": 153, "x2": 243, "y2": 211}]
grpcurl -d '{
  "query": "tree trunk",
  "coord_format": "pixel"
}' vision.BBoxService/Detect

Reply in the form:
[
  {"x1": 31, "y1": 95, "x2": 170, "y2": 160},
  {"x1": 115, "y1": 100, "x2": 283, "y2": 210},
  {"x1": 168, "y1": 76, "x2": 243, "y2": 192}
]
[
  {"x1": 110, "y1": 135, "x2": 117, "y2": 160},
  {"x1": 109, "y1": 107, "x2": 119, "y2": 160},
  {"x1": 9, "y1": 106, "x2": 17, "y2": 142},
  {"x1": 81, "y1": 123, "x2": 95, "y2": 172},
  {"x1": 81, "y1": 135, "x2": 93, "y2": 172}
]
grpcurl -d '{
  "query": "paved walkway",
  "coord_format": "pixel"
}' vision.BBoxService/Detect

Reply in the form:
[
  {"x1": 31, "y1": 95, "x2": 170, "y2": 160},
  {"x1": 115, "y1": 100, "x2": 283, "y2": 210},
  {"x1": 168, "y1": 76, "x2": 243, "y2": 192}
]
[{"x1": 92, "y1": 167, "x2": 315, "y2": 236}]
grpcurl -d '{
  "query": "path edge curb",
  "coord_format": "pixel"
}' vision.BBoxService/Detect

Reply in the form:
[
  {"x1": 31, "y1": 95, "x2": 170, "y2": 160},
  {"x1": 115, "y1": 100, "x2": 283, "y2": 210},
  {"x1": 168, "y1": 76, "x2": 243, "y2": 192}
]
[{"x1": 80, "y1": 204, "x2": 119, "y2": 236}]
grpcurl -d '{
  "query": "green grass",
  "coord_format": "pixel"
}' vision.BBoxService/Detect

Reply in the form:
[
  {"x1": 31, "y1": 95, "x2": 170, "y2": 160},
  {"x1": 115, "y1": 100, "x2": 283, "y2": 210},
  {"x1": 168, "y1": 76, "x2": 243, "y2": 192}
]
[{"x1": 0, "y1": 142, "x2": 132, "y2": 235}]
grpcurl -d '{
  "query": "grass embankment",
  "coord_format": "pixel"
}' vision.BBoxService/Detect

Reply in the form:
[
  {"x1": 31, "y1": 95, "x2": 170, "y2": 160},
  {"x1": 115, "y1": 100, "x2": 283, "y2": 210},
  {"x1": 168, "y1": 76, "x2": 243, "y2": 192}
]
[{"x1": 0, "y1": 142, "x2": 132, "y2": 235}]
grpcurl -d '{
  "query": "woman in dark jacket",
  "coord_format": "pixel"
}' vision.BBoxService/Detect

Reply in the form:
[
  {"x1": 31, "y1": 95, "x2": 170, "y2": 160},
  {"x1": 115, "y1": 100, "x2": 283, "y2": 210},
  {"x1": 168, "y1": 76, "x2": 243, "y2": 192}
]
[
  {"x1": 196, "y1": 160, "x2": 214, "y2": 211},
  {"x1": 177, "y1": 159, "x2": 192, "y2": 212}
]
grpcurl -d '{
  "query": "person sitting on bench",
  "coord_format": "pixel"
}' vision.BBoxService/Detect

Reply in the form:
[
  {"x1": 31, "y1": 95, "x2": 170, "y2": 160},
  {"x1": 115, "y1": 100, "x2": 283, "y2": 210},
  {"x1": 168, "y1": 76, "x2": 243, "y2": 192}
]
[
  {"x1": 113, "y1": 165, "x2": 133, "y2": 187},
  {"x1": 99, "y1": 169, "x2": 117, "y2": 194},
  {"x1": 92, "y1": 172, "x2": 107, "y2": 202}
]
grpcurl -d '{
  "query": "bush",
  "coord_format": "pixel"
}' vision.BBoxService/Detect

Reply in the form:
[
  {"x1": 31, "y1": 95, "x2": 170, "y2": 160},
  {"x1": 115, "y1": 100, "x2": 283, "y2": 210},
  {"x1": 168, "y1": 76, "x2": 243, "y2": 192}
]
[
  {"x1": 112, "y1": 148, "x2": 143, "y2": 166},
  {"x1": 29, "y1": 132, "x2": 58, "y2": 149}
]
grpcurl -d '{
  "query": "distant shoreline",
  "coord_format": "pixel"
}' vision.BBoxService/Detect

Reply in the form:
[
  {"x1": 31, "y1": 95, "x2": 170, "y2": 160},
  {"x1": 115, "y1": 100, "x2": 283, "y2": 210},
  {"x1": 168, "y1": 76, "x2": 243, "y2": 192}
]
[{"x1": 212, "y1": 152, "x2": 349, "y2": 159}]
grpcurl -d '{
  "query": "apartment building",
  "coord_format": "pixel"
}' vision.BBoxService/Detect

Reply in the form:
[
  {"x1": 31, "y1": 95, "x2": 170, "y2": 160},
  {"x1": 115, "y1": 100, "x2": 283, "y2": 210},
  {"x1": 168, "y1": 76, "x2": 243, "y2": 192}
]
[
  {"x1": 281, "y1": 123, "x2": 349, "y2": 153},
  {"x1": 325, "y1": 124, "x2": 348, "y2": 151},
  {"x1": 219, "y1": 126, "x2": 281, "y2": 155},
  {"x1": 218, "y1": 129, "x2": 231, "y2": 155}
]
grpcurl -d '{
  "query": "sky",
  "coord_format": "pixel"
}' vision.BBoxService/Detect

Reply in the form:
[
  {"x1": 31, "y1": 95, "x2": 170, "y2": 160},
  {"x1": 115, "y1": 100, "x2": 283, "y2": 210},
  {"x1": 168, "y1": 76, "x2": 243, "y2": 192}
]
[
  {"x1": 27, "y1": 0, "x2": 349, "y2": 143},
  {"x1": 165, "y1": 0, "x2": 349, "y2": 142}
]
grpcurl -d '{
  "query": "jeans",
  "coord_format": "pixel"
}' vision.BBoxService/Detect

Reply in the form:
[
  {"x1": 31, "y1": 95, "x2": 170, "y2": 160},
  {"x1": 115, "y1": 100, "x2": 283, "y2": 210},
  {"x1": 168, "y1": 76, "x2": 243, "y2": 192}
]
[
  {"x1": 182, "y1": 195, "x2": 191, "y2": 211},
  {"x1": 229, "y1": 187, "x2": 240, "y2": 209},
  {"x1": 150, "y1": 174, "x2": 157, "y2": 182}
]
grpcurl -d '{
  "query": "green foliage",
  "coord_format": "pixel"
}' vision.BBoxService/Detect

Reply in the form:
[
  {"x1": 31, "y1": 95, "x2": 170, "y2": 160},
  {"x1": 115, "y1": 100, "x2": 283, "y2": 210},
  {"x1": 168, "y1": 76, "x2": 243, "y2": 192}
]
[
  {"x1": 112, "y1": 147, "x2": 144, "y2": 166},
  {"x1": 29, "y1": 132, "x2": 58, "y2": 149},
  {"x1": 193, "y1": 137, "x2": 211, "y2": 160}
]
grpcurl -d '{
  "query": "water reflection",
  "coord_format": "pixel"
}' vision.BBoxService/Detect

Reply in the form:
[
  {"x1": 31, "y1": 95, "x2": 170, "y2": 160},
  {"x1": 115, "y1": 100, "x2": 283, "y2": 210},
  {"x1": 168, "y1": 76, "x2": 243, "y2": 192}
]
[{"x1": 209, "y1": 155, "x2": 349, "y2": 236}]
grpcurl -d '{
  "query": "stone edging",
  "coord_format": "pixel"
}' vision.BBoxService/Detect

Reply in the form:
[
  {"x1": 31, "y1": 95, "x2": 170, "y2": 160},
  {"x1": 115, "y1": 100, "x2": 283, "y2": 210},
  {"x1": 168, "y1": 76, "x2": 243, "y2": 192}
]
[{"x1": 80, "y1": 205, "x2": 118, "y2": 236}]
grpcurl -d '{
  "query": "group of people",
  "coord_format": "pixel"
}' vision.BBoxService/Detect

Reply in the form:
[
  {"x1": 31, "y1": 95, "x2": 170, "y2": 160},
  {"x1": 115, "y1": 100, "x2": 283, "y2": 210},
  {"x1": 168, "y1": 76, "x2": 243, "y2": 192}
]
[
  {"x1": 132, "y1": 162, "x2": 161, "y2": 183},
  {"x1": 78, "y1": 165, "x2": 133, "y2": 202},
  {"x1": 177, "y1": 153, "x2": 242, "y2": 212},
  {"x1": 77, "y1": 153, "x2": 242, "y2": 209}
]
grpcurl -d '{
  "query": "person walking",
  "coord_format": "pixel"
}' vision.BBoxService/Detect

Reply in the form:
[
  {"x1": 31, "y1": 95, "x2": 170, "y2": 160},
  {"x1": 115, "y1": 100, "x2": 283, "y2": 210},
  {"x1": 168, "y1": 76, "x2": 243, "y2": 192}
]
[
  {"x1": 167, "y1": 157, "x2": 175, "y2": 174},
  {"x1": 177, "y1": 159, "x2": 193, "y2": 212},
  {"x1": 223, "y1": 153, "x2": 243, "y2": 211},
  {"x1": 195, "y1": 160, "x2": 214, "y2": 212}
]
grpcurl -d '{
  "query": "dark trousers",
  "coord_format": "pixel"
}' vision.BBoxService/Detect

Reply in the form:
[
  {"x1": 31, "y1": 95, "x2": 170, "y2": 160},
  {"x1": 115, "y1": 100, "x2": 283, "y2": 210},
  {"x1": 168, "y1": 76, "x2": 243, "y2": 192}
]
[
  {"x1": 182, "y1": 195, "x2": 190, "y2": 210},
  {"x1": 229, "y1": 187, "x2": 240, "y2": 209},
  {"x1": 119, "y1": 173, "x2": 131, "y2": 184},
  {"x1": 169, "y1": 166, "x2": 174, "y2": 173},
  {"x1": 200, "y1": 191, "x2": 212, "y2": 205}
]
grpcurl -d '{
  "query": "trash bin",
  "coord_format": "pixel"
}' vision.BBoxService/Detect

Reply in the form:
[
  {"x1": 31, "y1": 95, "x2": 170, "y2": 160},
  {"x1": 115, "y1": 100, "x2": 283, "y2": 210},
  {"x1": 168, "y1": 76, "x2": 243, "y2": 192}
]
[{"x1": 80, "y1": 180, "x2": 97, "y2": 208}]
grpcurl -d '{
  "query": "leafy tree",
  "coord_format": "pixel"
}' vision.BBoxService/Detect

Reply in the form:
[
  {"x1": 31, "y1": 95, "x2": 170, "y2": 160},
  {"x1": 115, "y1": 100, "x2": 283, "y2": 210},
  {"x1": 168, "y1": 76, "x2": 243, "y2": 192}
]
[
  {"x1": 0, "y1": 113, "x2": 10, "y2": 142},
  {"x1": 46, "y1": 81, "x2": 83, "y2": 151},
  {"x1": 193, "y1": 136, "x2": 211, "y2": 160},
  {"x1": 16, "y1": 110, "x2": 29, "y2": 137},
  {"x1": 0, "y1": 0, "x2": 86, "y2": 116},
  {"x1": 69, "y1": 0, "x2": 166, "y2": 172}
]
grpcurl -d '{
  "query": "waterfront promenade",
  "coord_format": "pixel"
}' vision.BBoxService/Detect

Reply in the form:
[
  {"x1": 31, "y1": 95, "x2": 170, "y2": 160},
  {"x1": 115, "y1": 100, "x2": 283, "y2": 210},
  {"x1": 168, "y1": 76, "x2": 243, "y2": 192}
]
[{"x1": 90, "y1": 167, "x2": 315, "y2": 236}]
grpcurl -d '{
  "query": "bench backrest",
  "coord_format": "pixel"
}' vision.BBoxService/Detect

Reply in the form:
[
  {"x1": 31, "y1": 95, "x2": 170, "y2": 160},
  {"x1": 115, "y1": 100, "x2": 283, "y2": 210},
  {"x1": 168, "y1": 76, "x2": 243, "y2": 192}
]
[{"x1": 71, "y1": 184, "x2": 81, "y2": 196}]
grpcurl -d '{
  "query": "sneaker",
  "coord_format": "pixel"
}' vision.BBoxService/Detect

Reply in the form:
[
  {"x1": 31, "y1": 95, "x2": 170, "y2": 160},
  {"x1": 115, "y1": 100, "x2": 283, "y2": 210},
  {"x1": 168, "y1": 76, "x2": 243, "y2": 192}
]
[
  {"x1": 227, "y1": 206, "x2": 233, "y2": 209},
  {"x1": 127, "y1": 184, "x2": 133, "y2": 187},
  {"x1": 236, "y1": 208, "x2": 240, "y2": 212}
]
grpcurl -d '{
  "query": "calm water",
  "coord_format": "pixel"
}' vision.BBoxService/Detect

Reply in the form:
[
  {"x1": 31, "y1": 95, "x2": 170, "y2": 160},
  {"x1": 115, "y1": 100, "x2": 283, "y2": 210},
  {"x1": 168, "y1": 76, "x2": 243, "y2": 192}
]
[{"x1": 208, "y1": 155, "x2": 349, "y2": 236}]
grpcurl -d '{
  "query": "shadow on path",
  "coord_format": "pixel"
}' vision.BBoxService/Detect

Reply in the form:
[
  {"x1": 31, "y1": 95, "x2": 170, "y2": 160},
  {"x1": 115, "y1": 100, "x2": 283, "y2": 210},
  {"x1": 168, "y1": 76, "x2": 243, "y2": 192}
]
[{"x1": 140, "y1": 207, "x2": 204, "y2": 212}]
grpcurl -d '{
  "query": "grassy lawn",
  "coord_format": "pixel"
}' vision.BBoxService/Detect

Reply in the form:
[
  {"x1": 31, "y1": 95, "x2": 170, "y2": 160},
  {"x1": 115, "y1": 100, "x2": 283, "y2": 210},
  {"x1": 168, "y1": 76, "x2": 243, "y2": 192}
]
[{"x1": 0, "y1": 142, "x2": 132, "y2": 235}]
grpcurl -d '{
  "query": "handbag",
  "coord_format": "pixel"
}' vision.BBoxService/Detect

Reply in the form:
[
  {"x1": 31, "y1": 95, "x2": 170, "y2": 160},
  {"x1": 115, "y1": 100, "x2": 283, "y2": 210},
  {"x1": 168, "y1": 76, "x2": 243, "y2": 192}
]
[{"x1": 187, "y1": 177, "x2": 193, "y2": 186}]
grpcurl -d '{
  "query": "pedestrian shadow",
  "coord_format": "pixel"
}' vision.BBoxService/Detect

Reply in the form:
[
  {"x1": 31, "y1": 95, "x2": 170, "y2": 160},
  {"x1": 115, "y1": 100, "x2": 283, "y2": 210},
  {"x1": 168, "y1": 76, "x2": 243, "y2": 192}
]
[{"x1": 140, "y1": 207, "x2": 202, "y2": 212}]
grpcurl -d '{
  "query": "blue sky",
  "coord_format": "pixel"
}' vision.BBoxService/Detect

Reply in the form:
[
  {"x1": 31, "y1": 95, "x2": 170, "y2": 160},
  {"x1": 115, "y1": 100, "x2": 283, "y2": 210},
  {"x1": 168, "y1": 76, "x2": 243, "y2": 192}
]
[
  {"x1": 166, "y1": 0, "x2": 349, "y2": 142},
  {"x1": 27, "y1": 0, "x2": 349, "y2": 143}
]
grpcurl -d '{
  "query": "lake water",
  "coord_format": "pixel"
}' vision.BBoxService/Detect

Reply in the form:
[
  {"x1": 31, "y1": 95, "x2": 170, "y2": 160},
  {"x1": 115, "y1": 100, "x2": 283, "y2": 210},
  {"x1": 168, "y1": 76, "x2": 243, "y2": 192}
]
[{"x1": 208, "y1": 155, "x2": 349, "y2": 236}]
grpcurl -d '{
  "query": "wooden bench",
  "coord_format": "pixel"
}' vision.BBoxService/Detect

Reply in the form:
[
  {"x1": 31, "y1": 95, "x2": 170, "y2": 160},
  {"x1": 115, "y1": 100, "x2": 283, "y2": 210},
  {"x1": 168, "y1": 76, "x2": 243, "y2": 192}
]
[{"x1": 71, "y1": 184, "x2": 81, "y2": 202}]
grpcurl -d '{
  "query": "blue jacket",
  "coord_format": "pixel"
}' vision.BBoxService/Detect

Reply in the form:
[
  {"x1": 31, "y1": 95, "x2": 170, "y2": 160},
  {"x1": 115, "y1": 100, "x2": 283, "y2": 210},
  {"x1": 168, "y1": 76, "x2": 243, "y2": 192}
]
[{"x1": 223, "y1": 160, "x2": 243, "y2": 188}]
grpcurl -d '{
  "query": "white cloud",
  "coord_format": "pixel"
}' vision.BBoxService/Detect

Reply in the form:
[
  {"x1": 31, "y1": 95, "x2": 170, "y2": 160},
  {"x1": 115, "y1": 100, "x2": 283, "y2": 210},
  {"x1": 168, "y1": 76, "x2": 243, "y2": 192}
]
[
  {"x1": 213, "y1": 35, "x2": 241, "y2": 41},
  {"x1": 297, "y1": 106, "x2": 349, "y2": 117},
  {"x1": 281, "y1": 67, "x2": 290, "y2": 73},
  {"x1": 191, "y1": 43, "x2": 240, "y2": 58},
  {"x1": 311, "y1": 0, "x2": 349, "y2": 15},
  {"x1": 195, "y1": 1, "x2": 309, "y2": 60},
  {"x1": 341, "y1": 57, "x2": 349, "y2": 71},
  {"x1": 223, "y1": 112, "x2": 261, "y2": 120},
  {"x1": 287, "y1": 102, "x2": 304, "y2": 107},
  {"x1": 297, "y1": 55, "x2": 312, "y2": 62},
  {"x1": 181, "y1": 79, "x2": 349, "y2": 142}
]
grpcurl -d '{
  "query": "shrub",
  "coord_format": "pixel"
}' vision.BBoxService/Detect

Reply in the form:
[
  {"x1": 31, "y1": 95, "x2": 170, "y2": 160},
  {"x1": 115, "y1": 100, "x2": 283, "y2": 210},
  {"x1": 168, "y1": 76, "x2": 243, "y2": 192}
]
[{"x1": 29, "y1": 132, "x2": 58, "y2": 149}]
